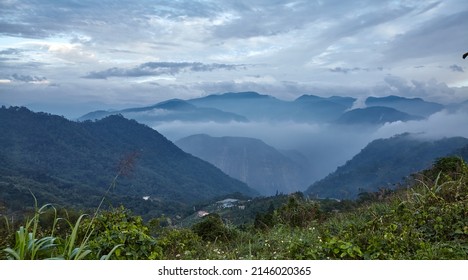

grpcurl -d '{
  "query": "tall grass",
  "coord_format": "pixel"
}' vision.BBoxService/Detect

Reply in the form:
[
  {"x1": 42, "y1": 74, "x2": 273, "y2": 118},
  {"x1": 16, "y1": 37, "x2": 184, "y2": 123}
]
[
  {"x1": 3, "y1": 195, "x2": 57, "y2": 260},
  {"x1": 1, "y1": 153, "x2": 136, "y2": 260}
]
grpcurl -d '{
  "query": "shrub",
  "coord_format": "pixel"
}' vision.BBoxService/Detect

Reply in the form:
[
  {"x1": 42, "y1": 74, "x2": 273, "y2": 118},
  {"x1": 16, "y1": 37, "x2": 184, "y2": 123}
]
[
  {"x1": 192, "y1": 214, "x2": 236, "y2": 242},
  {"x1": 82, "y1": 206, "x2": 162, "y2": 260}
]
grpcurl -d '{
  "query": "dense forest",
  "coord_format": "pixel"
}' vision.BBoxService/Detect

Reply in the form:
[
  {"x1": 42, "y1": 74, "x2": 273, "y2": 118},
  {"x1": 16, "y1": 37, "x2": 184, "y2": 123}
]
[
  {"x1": 0, "y1": 106, "x2": 256, "y2": 219},
  {"x1": 1, "y1": 156, "x2": 467, "y2": 259}
]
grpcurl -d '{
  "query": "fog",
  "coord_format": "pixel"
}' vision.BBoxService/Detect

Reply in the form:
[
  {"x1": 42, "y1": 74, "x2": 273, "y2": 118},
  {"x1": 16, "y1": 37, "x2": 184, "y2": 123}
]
[
  {"x1": 155, "y1": 121, "x2": 379, "y2": 184},
  {"x1": 153, "y1": 106, "x2": 468, "y2": 187},
  {"x1": 374, "y1": 109, "x2": 468, "y2": 140}
]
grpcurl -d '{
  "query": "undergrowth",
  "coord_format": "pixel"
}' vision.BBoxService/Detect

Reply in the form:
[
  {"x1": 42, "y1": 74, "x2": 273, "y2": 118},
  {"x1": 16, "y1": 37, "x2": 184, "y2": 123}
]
[{"x1": 1, "y1": 156, "x2": 467, "y2": 259}]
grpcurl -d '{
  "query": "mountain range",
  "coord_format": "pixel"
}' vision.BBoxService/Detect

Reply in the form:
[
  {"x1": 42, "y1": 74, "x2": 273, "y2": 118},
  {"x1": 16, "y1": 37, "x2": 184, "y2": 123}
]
[
  {"x1": 305, "y1": 133, "x2": 468, "y2": 199},
  {"x1": 336, "y1": 106, "x2": 423, "y2": 125},
  {"x1": 78, "y1": 99, "x2": 248, "y2": 123},
  {"x1": 176, "y1": 134, "x2": 311, "y2": 195},
  {"x1": 0, "y1": 106, "x2": 256, "y2": 217},
  {"x1": 79, "y1": 91, "x2": 446, "y2": 125},
  {"x1": 365, "y1": 95, "x2": 444, "y2": 118},
  {"x1": 3, "y1": 91, "x2": 465, "y2": 218}
]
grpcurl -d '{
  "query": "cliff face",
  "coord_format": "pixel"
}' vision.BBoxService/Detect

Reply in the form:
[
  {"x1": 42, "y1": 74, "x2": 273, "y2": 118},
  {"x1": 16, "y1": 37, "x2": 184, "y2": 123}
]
[{"x1": 176, "y1": 134, "x2": 311, "y2": 195}]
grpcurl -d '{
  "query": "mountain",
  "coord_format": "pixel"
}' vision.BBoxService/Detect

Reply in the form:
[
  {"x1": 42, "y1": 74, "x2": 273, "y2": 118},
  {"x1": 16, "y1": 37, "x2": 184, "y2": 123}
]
[
  {"x1": 291, "y1": 95, "x2": 356, "y2": 122},
  {"x1": 188, "y1": 91, "x2": 357, "y2": 123},
  {"x1": 0, "y1": 106, "x2": 257, "y2": 217},
  {"x1": 78, "y1": 99, "x2": 248, "y2": 123},
  {"x1": 176, "y1": 134, "x2": 311, "y2": 195},
  {"x1": 451, "y1": 143, "x2": 468, "y2": 161},
  {"x1": 79, "y1": 92, "x2": 447, "y2": 125},
  {"x1": 336, "y1": 106, "x2": 422, "y2": 125},
  {"x1": 188, "y1": 91, "x2": 289, "y2": 122},
  {"x1": 305, "y1": 133, "x2": 468, "y2": 199},
  {"x1": 365, "y1": 95, "x2": 444, "y2": 118}
]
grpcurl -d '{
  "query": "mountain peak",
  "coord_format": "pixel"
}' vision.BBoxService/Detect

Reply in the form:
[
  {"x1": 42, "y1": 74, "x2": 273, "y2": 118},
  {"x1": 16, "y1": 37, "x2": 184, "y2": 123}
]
[
  {"x1": 366, "y1": 95, "x2": 423, "y2": 103},
  {"x1": 154, "y1": 99, "x2": 196, "y2": 110},
  {"x1": 202, "y1": 91, "x2": 271, "y2": 100}
]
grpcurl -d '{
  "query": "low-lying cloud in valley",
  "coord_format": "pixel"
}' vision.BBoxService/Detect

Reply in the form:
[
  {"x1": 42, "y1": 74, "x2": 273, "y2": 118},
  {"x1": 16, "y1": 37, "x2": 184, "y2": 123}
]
[
  {"x1": 153, "y1": 104, "x2": 468, "y2": 188},
  {"x1": 154, "y1": 120, "x2": 377, "y2": 184},
  {"x1": 375, "y1": 108, "x2": 468, "y2": 140}
]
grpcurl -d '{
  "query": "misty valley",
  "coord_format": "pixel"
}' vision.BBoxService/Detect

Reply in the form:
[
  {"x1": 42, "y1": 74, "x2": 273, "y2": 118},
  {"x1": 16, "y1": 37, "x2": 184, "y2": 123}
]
[{"x1": 1, "y1": 91, "x2": 468, "y2": 260}]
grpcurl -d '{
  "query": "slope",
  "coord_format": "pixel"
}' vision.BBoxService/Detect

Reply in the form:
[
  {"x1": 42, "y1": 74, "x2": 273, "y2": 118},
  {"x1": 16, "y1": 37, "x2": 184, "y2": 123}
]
[
  {"x1": 336, "y1": 106, "x2": 422, "y2": 125},
  {"x1": 305, "y1": 133, "x2": 468, "y2": 199},
  {"x1": 78, "y1": 99, "x2": 248, "y2": 123},
  {"x1": 365, "y1": 95, "x2": 444, "y2": 118},
  {"x1": 0, "y1": 106, "x2": 257, "y2": 217},
  {"x1": 176, "y1": 134, "x2": 311, "y2": 195}
]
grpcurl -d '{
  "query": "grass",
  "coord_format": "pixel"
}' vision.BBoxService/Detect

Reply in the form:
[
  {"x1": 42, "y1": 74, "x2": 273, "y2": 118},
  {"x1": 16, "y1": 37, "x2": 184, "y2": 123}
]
[{"x1": 2, "y1": 156, "x2": 467, "y2": 260}]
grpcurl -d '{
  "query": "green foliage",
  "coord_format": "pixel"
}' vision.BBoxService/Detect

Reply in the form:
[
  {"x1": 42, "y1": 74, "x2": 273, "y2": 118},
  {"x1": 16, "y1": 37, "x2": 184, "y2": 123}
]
[
  {"x1": 192, "y1": 214, "x2": 236, "y2": 242},
  {"x1": 2, "y1": 156, "x2": 468, "y2": 260},
  {"x1": 82, "y1": 206, "x2": 162, "y2": 260},
  {"x1": 3, "y1": 205, "x2": 57, "y2": 259},
  {"x1": 307, "y1": 134, "x2": 468, "y2": 198},
  {"x1": 0, "y1": 106, "x2": 255, "y2": 218},
  {"x1": 274, "y1": 194, "x2": 323, "y2": 228},
  {"x1": 157, "y1": 228, "x2": 202, "y2": 259}
]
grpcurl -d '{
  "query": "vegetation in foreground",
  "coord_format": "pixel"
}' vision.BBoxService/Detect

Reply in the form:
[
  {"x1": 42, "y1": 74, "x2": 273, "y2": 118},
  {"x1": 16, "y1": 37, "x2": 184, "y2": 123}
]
[{"x1": 1, "y1": 156, "x2": 467, "y2": 260}]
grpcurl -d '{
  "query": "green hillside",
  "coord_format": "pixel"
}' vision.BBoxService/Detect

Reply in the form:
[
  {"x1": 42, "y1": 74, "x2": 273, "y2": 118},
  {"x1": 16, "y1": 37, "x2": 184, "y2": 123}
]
[
  {"x1": 0, "y1": 106, "x2": 257, "y2": 218},
  {"x1": 306, "y1": 133, "x2": 468, "y2": 198},
  {"x1": 2, "y1": 156, "x2": 467, "y2": 260}
]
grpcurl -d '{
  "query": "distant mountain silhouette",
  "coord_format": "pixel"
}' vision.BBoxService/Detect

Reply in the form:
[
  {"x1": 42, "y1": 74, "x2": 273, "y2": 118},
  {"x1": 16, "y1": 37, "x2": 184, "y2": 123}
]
[
  {"x1": 78, "y1": 99, "x2": 248, "y2": 123},
  {"x1": 336, "y1": 106, "x2": 422, "y2": 125},
  {"x1": 292, "y1": 95, "x2": 356, "y2": 122},
  {"x1": 188, "y1": 92, "x2": 288, "y2": 121},
  {"x1": 188, "y1": 91, "x2": 355, "y2": 122},
  {"x1": 365, "y1": 95, "x2": 444, "y2": 118},
  {"x1": 78, "y1": 92, "x2": 445, "y2": 125}
]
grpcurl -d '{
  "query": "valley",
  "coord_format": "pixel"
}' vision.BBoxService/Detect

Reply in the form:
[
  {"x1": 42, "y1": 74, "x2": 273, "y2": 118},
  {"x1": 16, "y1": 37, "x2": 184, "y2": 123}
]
[{"x1": 1, "y1": 91, "x2": 468, "y2": 260}]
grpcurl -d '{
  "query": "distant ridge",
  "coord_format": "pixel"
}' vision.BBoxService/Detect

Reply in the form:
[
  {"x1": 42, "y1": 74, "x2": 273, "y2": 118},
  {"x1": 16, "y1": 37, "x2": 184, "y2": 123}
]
[
  {"x1": 365, "y1": 95, "x2": 444, "y2": 117},
  {"x1": 78, "y1": 99, "x2": 248, "y2": 123},
  {"x1": 336, "y1": 106, "x2": 422, "y2": 125},
  {"x1": 78, "y1": 92, "x2": 444, "y2": 125}
]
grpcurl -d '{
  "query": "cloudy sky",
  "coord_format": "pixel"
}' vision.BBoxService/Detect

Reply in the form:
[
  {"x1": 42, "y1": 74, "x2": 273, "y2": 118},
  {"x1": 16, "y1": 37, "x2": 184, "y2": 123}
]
[{"x1": 1, "y1": 0, "x2": 468, "y2": 117}]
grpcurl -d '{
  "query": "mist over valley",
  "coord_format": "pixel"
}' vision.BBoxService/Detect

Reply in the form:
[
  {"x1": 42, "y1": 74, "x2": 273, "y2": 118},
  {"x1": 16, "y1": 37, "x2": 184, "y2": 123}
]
[{"x1": 77, "y1": 91, "x2": 468, "y2": 197}]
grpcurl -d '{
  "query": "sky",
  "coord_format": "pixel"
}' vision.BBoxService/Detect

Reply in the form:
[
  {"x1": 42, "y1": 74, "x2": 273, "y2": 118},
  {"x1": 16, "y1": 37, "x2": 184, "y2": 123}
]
[{"x1": 1, "y1": 0, "x2": 468, "y2": 118}]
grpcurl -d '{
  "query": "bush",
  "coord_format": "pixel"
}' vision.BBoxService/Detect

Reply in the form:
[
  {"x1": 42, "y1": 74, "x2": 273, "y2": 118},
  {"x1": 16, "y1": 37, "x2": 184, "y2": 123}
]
[
  {"x1": 82, "y1": 206, "x2": 162, "y2": 260},
  {"x1": 158, "y1": 228, "x2": 202, "y2": 259},
  {"x1": 192, "y1": 214, "x2": 236, "y2": 242}
]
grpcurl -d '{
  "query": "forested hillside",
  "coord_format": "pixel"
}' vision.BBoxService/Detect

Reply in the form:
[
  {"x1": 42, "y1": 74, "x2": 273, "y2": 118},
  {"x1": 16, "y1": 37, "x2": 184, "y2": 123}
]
[
  {"x1": 306, "y1": 133, "x2": 468, "y2": 198},
  {"x1": 2, "y1": 156, "x2": 467, "y2": 260},
  {"x1": 0, "y1": 107, "x2": 256, "y2": 217}
]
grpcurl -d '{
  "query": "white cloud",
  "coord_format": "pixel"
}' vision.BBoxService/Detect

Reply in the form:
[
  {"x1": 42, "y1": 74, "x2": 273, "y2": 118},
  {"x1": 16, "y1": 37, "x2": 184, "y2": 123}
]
[
  {"x1": 374, "y1": 109, "x2": 468, "y2": 140},
  {"x1": 1, "y1": 0, "x2": 468, "y2": 114}
]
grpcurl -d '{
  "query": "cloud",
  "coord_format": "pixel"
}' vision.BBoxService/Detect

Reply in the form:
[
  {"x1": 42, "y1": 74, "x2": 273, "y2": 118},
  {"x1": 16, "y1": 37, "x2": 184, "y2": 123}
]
[
  {"x1": 370, "y1": 75, "x2": 456, "y2": 102},
  {"x1": 83, "y1": 62, "x2": 245, "y2": 79},
  {"x1": 0, "y1": 48, "x2": 23, "y2": 55},
  {"x1": 449, "y1": 64, "x2": 464, "y2": 72},
  {"x1": 384, "y1": 10, "x2": 468, "y2": 61},
  {"x1": 152, "y1": 119, "x2": 373, "y2": 182},
  {"x1": 374, "y1": 109, "x2": 468, "y2": 140},
  {"x1": 329, "y1": 67, "x2": 374, "y2": 74},
  {"x1": 10, "y1": 73, "x2": 47, "y2": 83}
]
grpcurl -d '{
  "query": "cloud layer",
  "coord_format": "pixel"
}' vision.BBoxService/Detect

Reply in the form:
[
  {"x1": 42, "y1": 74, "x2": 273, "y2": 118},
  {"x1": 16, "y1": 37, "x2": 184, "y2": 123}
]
[
  {"x1": 1, "y1": 0, "x2": 468, "y2": 117},
  {"x1": 83, "y1": 62, "x2": 244, "y2": 79}
]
